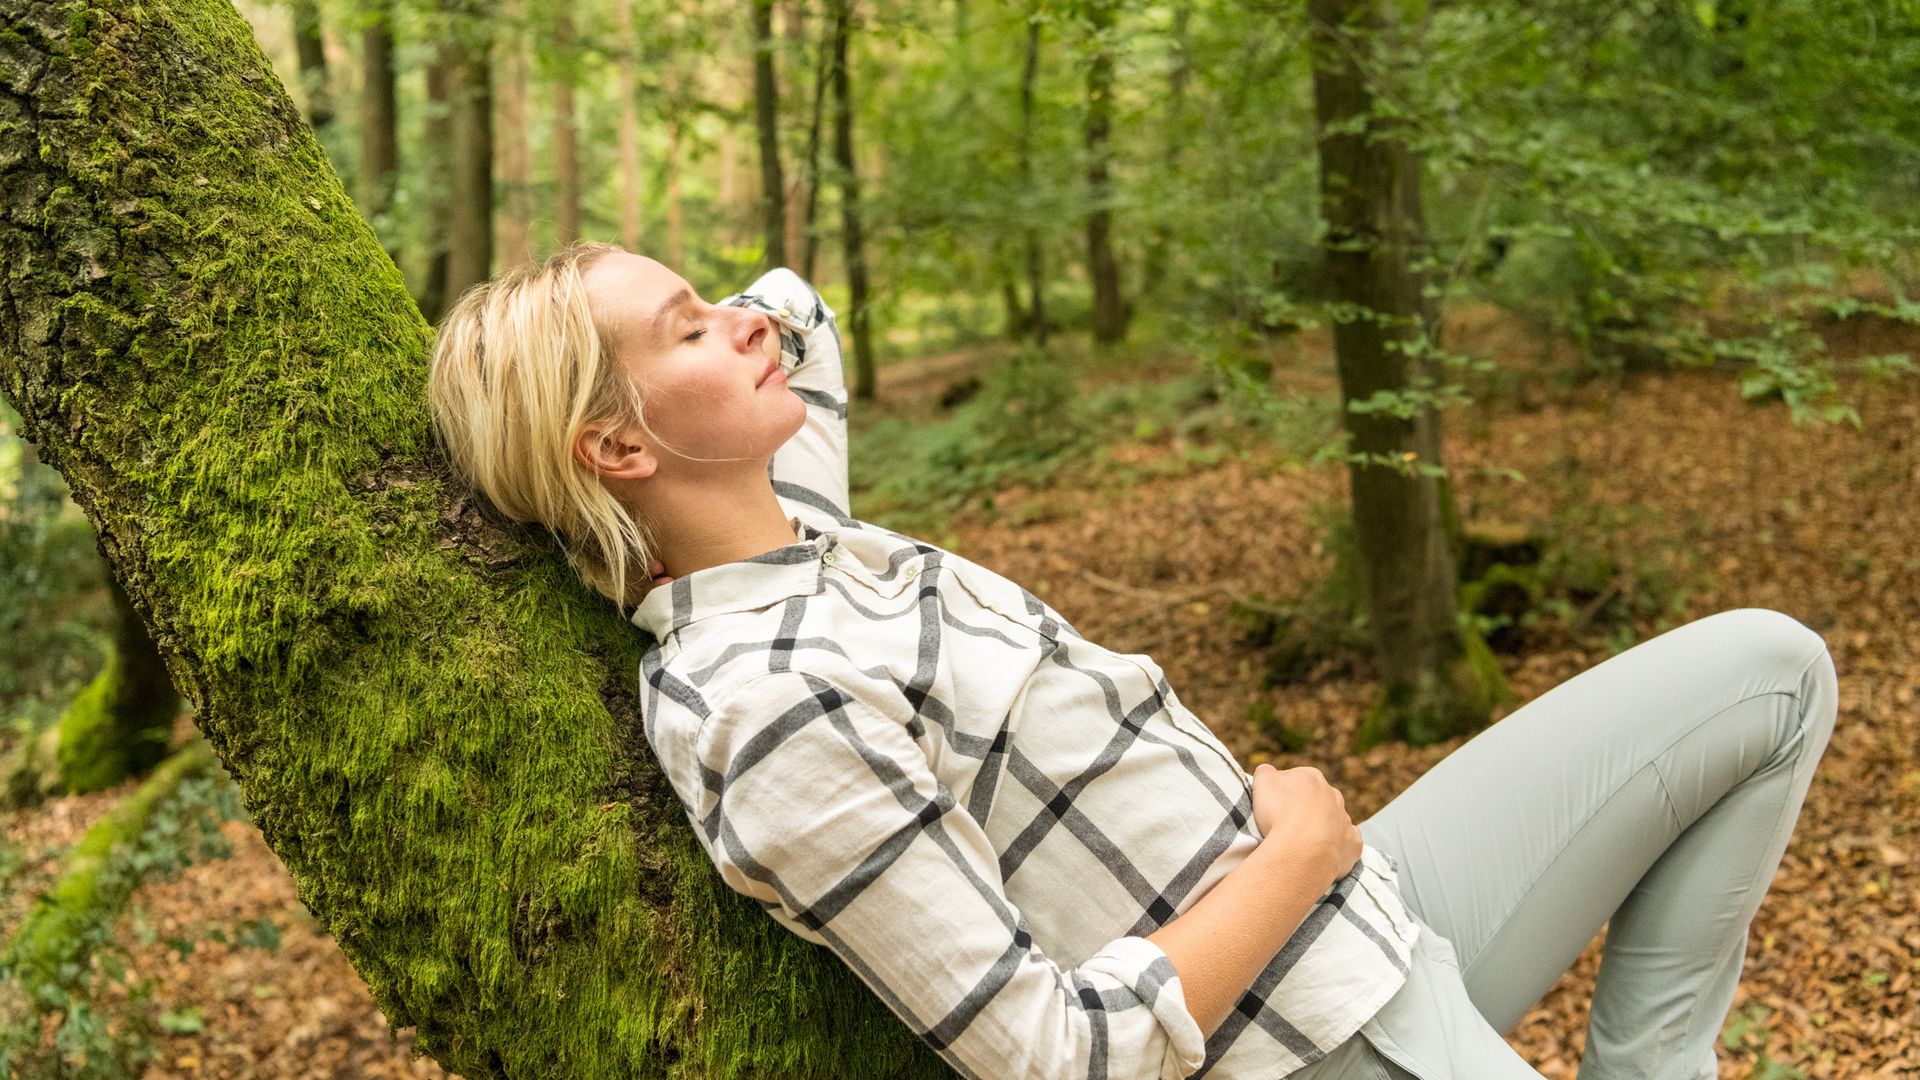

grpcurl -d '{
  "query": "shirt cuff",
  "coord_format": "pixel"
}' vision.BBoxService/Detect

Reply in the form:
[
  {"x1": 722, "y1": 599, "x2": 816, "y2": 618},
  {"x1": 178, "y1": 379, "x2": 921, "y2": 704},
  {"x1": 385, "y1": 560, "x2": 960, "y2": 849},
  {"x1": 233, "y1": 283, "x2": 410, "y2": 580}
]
[{"x1": 1080, "y1": 935, "x2": 1209, "y2": 1079}]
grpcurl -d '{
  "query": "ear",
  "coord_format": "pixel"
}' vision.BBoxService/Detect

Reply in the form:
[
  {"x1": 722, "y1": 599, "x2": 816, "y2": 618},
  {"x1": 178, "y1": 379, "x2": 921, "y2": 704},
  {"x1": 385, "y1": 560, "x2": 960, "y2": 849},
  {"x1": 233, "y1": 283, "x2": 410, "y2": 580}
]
[{"x1": 572, "y1": 421, "x2": 657, "y2": 480}]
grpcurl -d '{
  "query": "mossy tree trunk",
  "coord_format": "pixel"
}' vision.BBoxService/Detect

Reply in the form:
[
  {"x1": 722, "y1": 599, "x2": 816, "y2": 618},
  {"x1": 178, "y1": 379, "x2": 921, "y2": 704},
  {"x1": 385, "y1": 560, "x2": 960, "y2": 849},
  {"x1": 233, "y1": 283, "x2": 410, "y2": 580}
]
[
  {"x1": 0, "y1": 3, "x2": 948, "y2": 1077},
  {"x1": 1305, "y1": 0, "x2": 1501, "y2": 747}
]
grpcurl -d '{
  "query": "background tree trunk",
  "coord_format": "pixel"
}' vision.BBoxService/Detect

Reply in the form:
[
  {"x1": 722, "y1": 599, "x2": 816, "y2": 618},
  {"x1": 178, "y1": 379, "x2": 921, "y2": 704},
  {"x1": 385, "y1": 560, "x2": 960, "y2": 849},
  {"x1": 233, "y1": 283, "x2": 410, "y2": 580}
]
[
  {"x1": 828, "y1": 0, "x2": 873, "y2": 402},
  {"x1": 751, "y1": 0, "x2": 788, "y2": 267},
  {"x1": 1305, "y1": 0, "x2": 1499, "y2": 747},
  {"x1": 614, "y1": 0, "x2": 644, "y2": 252},
  {"x1": 50, "y1": 574, "x2": 181, "y2": 796},
  {"x1": 552, "y1": 5, "x2": 582, "y2": 246},
  {"x1": 497, "y1": 0, "x2": 533, "y2": 271},
  {"x1": 358, "y1": 0, "x2": 400, "y2": 254},
  {"x1": 781, "y1": 0, "x2": 810, "y2": 268},
  {"x1": 1084, "y1": 0, "x2": 1127, "y2": 346},
  {"x1": 0, "y1": 3, "x2": 949, "y2": 1077},
  {"x1": 290, "y1": 0, "x2": 335, "y2": 130},
  {"x1": 1020, "y1": 7, "x2": 1047, "y2": 347},
  {"x1": 417, "y1": 48, "x2": 455, "y2": 322},
  {"x1": 445, "y1": 0, "x2": 496, "y2": 303}
]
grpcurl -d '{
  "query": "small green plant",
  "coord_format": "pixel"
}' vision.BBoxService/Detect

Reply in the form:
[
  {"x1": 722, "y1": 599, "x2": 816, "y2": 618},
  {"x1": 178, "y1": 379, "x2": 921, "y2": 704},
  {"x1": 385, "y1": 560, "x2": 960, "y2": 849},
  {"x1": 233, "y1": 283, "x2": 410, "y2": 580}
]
[{"x1": 1718, "y1": 1002, "x2": 1810, "y2": 1080}]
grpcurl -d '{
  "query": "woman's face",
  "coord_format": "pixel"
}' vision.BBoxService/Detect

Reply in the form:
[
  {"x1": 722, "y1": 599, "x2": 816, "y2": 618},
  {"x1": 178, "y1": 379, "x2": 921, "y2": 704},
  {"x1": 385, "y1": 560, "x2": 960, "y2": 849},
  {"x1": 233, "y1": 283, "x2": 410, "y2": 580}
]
[{"x1": 582, "y1": 252, "x2": 804, "y2": 477}]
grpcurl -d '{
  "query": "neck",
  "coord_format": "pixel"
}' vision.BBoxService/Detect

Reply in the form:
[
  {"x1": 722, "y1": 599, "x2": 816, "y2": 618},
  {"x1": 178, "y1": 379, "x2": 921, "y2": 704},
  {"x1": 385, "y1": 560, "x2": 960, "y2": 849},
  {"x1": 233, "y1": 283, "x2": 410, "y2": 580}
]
[{"x1": 624, "y1": 472, "x2": 802, "y2": 580}]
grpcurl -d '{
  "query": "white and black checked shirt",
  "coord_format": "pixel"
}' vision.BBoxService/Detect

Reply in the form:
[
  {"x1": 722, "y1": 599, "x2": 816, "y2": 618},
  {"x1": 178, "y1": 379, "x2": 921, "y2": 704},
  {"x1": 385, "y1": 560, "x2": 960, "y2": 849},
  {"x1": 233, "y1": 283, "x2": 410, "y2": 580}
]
[{"x1": 633, "y1": 269, "x2": 1421, "y2": 1080}]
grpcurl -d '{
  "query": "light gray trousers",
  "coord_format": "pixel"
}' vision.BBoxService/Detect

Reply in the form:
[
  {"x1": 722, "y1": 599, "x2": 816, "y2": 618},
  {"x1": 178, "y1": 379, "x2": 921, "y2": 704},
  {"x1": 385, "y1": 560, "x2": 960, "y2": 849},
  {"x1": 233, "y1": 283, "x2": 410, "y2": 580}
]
[{"x1": 1293, "y1": 608, "x2": 1839, "y2": 1080}]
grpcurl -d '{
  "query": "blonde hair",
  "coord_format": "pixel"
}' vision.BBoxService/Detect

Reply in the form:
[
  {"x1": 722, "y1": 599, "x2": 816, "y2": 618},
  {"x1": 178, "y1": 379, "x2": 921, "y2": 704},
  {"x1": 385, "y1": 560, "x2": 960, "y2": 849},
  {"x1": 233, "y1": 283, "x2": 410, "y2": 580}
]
[{"x1": 427, "y1": 240, "x2": 660, "y2": 608}]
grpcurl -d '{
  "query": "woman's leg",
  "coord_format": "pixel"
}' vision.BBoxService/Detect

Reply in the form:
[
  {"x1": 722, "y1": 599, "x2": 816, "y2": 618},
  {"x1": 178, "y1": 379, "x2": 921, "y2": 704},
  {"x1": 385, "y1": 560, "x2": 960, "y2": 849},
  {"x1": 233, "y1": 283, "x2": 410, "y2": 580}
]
[{"x1": 1357, "y1": 607, "x2": 1838, "y2": 1080}]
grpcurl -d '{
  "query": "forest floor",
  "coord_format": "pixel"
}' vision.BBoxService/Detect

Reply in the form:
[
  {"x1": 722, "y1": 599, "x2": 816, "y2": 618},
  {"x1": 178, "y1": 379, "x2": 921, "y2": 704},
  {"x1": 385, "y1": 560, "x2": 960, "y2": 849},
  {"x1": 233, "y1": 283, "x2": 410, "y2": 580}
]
[{"x1": 2, "y1": 306, "x2": 1914, "y2": 1078}]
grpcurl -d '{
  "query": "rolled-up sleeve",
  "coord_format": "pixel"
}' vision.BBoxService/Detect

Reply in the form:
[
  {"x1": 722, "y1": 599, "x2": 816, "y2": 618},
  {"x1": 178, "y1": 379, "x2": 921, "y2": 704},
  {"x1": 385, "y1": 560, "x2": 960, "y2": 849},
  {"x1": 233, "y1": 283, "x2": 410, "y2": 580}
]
[{"x1": 680, "y1": 669, "x2": 1209, "y2": 1080}]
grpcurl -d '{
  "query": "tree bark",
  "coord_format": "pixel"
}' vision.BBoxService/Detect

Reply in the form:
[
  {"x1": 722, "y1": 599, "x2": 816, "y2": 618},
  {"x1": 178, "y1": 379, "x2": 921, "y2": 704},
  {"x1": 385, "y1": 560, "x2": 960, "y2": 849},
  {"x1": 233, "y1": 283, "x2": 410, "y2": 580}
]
[
  {"x1": 1305, "y1": 0, "x2": 1497, "y2": 747},
  {"x1": 552, "y1": 5, "x2": 582, "y2": 246},
  {"x1": 1019, "y1": 7, "x2": 1047, "y2": 346},
  {"x1": 1084, "y1": 0, "x2": 1127, "y2": 346},
  {"x1": 751, "y1": 0, "x2": 788, "y2": 267},
  {"x1": 781, "y1": 0, "x2": 810, "y2": 268},
  {"x1": 827, "y1": 0, "x2": 872, "y2": 402},
  {"x1": 290, "y1": 0, "x2": 335, "y2": 130},
  {"x1": 1142, "y1": 0, "x2": 1190, "y2": 293},
  {"x1": 0, "y1": 3, "x2": 949, "y2": 1076},
  {"x1": 417, "y1": 47, "x2": 455, "y2": 322},
  {"x1": 445, "y1": 0, "x2": 495, "y2": 303},
  {"x1": 358, "y1": 0, "x2": 401, "y2": 251},
  {"x1": 497, "y1": 0, "x2": 533, "y2": 270}
]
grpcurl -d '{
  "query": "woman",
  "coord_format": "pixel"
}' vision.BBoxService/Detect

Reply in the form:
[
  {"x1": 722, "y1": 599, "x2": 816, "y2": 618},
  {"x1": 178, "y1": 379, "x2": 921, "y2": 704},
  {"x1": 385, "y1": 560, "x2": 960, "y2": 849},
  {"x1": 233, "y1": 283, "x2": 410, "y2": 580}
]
[{"x1": 427, "y1": 242, "x2": 1838, "y2": 1080}]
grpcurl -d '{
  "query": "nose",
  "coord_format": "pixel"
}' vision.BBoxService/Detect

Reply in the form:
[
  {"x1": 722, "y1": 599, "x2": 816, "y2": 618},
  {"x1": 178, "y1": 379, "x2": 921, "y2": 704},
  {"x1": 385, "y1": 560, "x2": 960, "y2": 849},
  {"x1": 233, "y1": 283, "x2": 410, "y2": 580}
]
[{"x1": 736, "y1": 306, "x2": 773, "y2": 353}]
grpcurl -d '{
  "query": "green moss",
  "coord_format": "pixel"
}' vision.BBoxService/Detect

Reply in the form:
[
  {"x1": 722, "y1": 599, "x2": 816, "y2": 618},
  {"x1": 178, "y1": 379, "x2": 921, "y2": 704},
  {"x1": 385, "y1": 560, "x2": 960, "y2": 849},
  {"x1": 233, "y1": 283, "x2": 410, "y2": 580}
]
[
  {"x1": 0, "y1": 3, "x2": 951, "y2": 1076},
  {"x1": 3, "y1": 738, "x2": 217, "y2": 990}
]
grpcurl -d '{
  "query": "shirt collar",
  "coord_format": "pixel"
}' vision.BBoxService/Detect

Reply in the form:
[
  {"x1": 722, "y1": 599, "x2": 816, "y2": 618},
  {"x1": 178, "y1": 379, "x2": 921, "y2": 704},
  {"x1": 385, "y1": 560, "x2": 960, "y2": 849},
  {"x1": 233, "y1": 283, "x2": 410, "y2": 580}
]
[{"x1": 629, "y1": 516, "x2": 831, "y2": 639}]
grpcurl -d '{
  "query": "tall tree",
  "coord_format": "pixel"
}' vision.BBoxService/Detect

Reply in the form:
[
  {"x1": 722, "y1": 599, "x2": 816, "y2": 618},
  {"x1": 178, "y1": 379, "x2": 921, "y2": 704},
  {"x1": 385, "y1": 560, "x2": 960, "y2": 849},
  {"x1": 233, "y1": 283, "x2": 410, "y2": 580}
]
[
  {"x1": 445, "y1": 0, "x2": 496, "y2": 302},
  {"x1": 497, "y1": 0, "x2": 534, "y2": 270},
  {"x1": 1142, "y1": 0, "x2": 1190, "y2": 293},
  {"x1": 290, "y1": 0, "x2": 336, "y2": 130},
  {"x1": 1083, "y1": 0, "x2": 1128, "y2": 345},
  {"x1": 751, "y1": 0, "x2": 788, "y2": 266},
  {"x1": 552, "y1": 5, "x2": 582, "y2": 246},
  {"x1": 417, "y1": 47, "x2": 455, "y2": 321},
  {"x1": 0, "y1": 3, "x2": 950, "y2": 1077},
  {"x1": 1020, "y1": 6, "x2": 1048, "y2": 346},
  {"x1": 1305, "y1": 0, "x2": 1498, "y2": 746},
  {"x1": 614, "y1": 0, "x2": 645, "y2": 252},
  {"x1": 827, "y1": 0, "x2": 872, "y2": 400},
  {"x1": 358, "y1": 0, "x2": 401, "y2": 249},
  {"x1": 781, "y1": 0, "x2": 811, "y2": 267}
]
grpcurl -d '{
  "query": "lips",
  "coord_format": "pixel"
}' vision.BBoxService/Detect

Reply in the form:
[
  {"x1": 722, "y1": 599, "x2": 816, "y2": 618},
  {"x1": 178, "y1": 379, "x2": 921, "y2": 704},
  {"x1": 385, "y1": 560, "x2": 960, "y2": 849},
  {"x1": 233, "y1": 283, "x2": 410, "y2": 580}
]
[{"x1": 759, "y1": 355, "x2": 779, "y2": 386}]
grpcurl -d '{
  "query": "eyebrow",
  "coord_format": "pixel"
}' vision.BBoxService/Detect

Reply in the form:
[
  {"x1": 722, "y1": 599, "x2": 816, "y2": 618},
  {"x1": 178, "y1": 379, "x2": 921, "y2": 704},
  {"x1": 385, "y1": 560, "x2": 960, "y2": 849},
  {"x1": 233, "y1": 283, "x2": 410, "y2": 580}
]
[{"x1": 650, "y1": 287, "x2": 695, "y2": 343}]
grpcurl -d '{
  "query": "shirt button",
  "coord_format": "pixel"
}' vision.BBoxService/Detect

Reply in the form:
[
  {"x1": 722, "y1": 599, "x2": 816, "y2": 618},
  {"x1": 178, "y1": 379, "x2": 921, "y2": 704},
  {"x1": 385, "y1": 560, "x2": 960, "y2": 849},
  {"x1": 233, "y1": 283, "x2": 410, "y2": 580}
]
[
  {"x1": 822, "y1": 551, "x2": 837, "y2": 565},
  {"x1": 903, "y1": 566, "x2": 917, "y2": 580}
]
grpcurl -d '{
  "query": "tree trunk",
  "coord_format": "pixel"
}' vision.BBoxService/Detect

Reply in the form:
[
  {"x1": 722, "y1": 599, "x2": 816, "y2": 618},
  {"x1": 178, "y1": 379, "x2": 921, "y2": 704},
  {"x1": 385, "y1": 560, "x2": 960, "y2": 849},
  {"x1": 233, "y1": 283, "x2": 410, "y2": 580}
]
[
  {"x1": 751, "y1": 0, "x2": 788, "y2": 267},
  {"x1": 291, "y1": 0, "x2": 335, "y2": 130},
  {"x1": 0, "y1": 4, "x2": 948, "y2": 1077},
  {"x1": 445, "y1": 0, "x2": 495, "y2": 303},
  {"x1": 800, "y1": 3, "x2": 833, "y2": 281},
  {"x1": 50, "y1": 574, "x2": 182, "y2": 795},
  {"x1": 1142, "y1": 0, "x2": 1190, "y2": 293},
  {"x1": 552, "y1": 6, "x2": 582, "y2": 246},
  {"x1": 1305, "y1": 0, "x2": 1499, "y2": 748},
  {"x1": 497, "y1": 0, "x2": 533, "y2": 270},
  {"x1": 1084, "y1": 0, "x2": 1127, "y2": 346},
  {"x1": 827, "y1": 0, "x2": 872, "y2": 402},
  {"x1": 614, "y1": 0, "x2": 644, "y2": 252},
  {"x1": 359, "y1": 0, "x2": 401, "y2": 253},
  {"x1": 1019, "y1": 8, "x2": 1047, "y2": 346},
  {"x1": 417, "y1": 49, "x2": 455, "y2": 322},
  {"x1": 781, "y1": 0, "x2": 810, "y2": 268},
  {"x1": 666, "y1": 117, "x2": 687, "y2": 267}
]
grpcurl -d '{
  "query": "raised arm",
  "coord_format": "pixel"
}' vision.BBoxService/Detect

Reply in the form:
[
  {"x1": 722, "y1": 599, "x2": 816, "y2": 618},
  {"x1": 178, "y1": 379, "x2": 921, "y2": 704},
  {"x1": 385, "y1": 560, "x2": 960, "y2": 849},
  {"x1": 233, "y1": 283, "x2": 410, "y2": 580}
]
[
  {"x1": 676, "y1": 669, "x2": 1210, "y2": 1080},
  {"x1": 720, "y1": 268, "x2": 854, "y2": 531}
]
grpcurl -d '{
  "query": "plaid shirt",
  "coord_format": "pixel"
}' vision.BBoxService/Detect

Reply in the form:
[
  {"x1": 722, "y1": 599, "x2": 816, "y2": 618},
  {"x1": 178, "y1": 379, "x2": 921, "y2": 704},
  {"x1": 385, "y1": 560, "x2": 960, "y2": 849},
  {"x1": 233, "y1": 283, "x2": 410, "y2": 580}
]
[{"x1": 632, "y1": 270, "x2": 1421, "y2": 1079}]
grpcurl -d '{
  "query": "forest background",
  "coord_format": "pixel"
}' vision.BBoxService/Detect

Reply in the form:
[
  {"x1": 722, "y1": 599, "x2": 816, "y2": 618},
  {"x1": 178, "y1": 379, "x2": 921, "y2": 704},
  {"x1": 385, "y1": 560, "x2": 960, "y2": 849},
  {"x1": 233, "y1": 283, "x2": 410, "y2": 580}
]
[{"x1": 0, "y1": 0, "x2": 1916, "y2": 1077}]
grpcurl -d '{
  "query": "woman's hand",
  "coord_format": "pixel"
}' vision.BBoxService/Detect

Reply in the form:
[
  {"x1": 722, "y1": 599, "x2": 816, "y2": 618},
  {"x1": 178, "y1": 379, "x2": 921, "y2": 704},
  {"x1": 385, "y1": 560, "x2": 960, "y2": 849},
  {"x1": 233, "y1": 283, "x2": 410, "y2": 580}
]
[{"x1": 1250, "y1": 763, "x2": 1364, "y2": 890}]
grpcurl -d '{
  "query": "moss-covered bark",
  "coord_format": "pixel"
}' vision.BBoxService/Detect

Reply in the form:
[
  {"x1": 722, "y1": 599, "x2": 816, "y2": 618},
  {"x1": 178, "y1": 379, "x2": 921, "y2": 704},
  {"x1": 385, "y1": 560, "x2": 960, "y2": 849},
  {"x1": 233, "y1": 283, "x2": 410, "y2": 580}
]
[{"x1": 0, "y1": 3, "x2": 949, "y2": 1076}]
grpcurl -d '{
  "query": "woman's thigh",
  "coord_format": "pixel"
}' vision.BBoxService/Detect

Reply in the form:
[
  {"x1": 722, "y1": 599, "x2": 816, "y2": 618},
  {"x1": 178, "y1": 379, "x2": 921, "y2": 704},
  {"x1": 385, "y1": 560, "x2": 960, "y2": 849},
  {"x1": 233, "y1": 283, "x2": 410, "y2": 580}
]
[{"x1": 1356, "y1": 607, "x2": 1833, "y2": 1034}]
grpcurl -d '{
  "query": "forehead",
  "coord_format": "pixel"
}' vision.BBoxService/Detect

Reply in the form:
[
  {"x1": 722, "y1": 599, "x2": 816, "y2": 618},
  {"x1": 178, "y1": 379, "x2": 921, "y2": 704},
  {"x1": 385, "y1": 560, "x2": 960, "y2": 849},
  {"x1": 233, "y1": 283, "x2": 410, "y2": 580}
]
[{"x1": 584, "y1": 252, "x2": 689, "y2": 351}]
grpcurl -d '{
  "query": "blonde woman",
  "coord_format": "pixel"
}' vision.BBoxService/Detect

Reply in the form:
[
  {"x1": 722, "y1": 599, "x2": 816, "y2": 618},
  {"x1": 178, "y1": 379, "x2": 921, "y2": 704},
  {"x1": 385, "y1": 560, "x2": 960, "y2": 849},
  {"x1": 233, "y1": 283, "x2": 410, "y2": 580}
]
[{"x1": 428, "y1": 242, "x2": 1838, "y2": 1080}]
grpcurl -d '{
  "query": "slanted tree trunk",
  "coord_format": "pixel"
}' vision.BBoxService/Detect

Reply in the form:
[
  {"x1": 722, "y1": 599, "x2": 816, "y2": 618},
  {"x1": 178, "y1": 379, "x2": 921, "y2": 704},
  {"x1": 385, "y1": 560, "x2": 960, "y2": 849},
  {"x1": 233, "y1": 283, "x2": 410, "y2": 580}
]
[
  {"x1": 826, "y1": 0, "x2": 872, "y2": 402},
  {"x1": 445, "y1": 0, "x2": 495, "y2": 301},
  {"x1": 497, "y1": 0, "x2": 533, "y2": 270},
  {"x1": 359, "y1": 0, "x2": 401, "y2": 253},
  {"x1": 1019, "y1": 6, "x2": 1047, "y2": 346},
  {"x1": 751, "y1": 0, "x2": 788, "y2": 267},
  {"x1": 552, "y1": 6, "x2": 582, "y2": 246},
  {"x1": 291, "y1": 0, "x2": 335, "y2": 131},
  {"x1": 1305, "y1": 0, "x2": 1501, "y2": 747},
  {"x1": 1083, "y1": 0, "x2": 1127, "y2": 346},
  {"x1": 0, "y1": 4, "x2": 948, "y2": 1077}
]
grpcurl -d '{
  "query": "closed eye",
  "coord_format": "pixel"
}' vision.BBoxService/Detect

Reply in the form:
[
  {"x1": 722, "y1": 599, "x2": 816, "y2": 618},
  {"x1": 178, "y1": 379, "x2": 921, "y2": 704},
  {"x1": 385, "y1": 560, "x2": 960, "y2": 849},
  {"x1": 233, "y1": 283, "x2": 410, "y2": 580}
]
[{"x1": 684, "y1": 326, "x2": 708, "y2": 342}]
